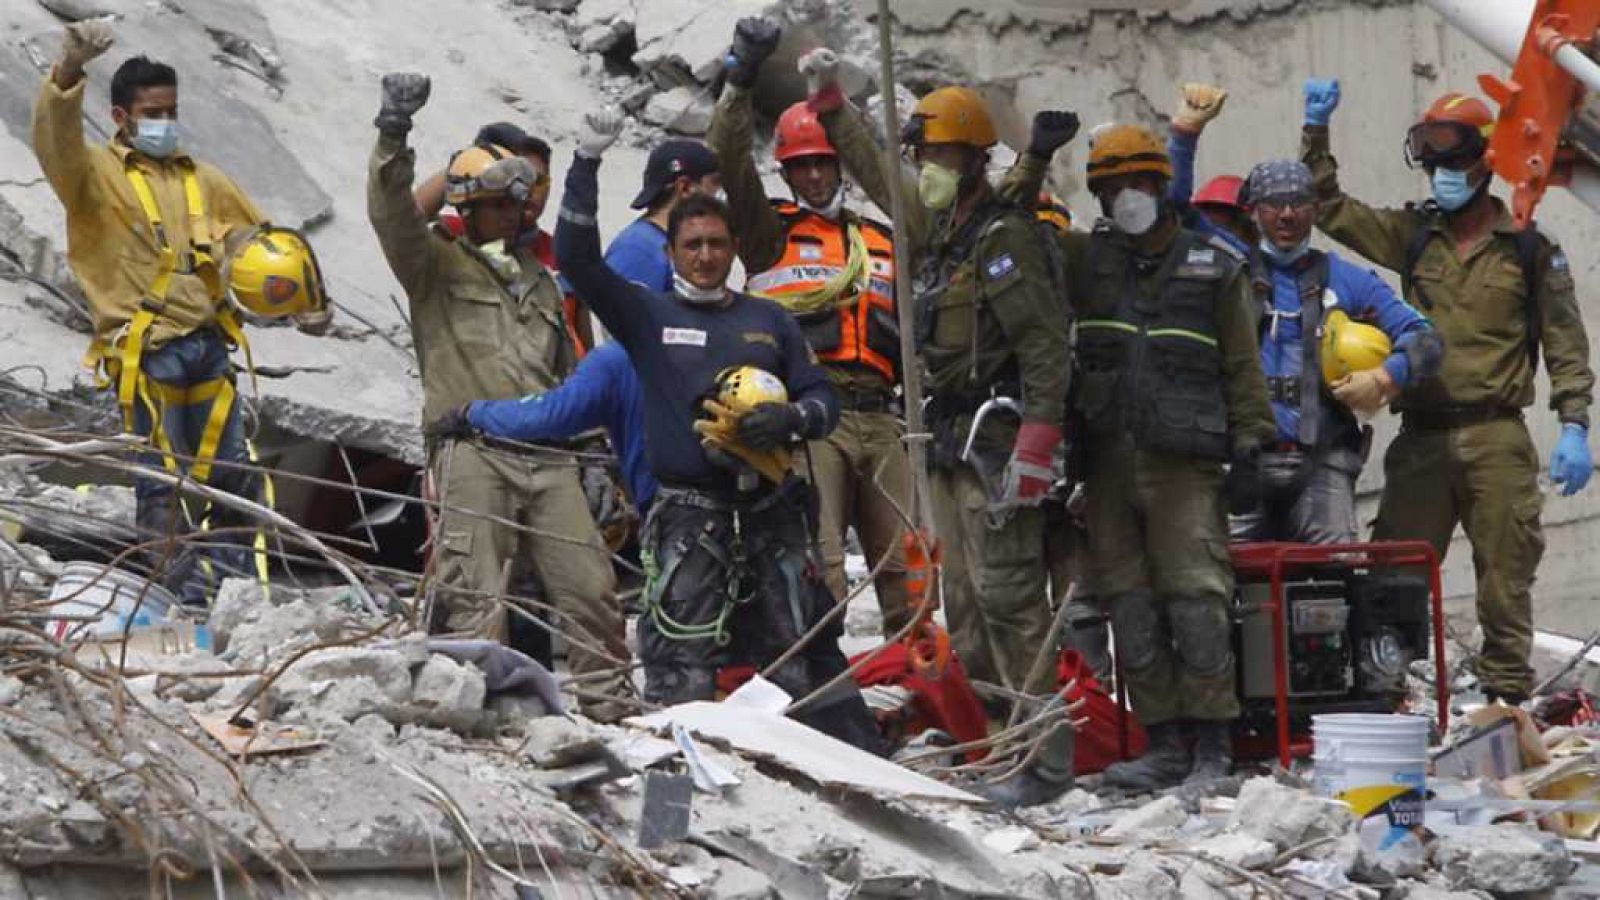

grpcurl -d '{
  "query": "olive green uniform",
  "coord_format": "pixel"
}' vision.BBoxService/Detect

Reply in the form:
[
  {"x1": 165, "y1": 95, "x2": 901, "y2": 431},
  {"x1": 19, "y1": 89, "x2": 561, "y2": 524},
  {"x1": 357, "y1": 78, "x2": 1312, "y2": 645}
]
[
  {"x1": 821, "y1": 106, "x2": 1071, "y2": 764},
  {"x1": 1302, "y1": 126, "x2": 1595, "y2": 698},
  {"x1": 707, "y1": 87, "x2": 913, "y2": 633},
  {"x1": 367, "y1": 133, "x2": 629, "y2": 715}
]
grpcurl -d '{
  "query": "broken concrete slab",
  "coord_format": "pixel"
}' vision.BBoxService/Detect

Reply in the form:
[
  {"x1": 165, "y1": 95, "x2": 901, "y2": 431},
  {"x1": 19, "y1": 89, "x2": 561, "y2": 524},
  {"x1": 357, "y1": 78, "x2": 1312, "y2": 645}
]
[
  {"x1": 640, "y1": 84, "x2": 715, "y2": 135},
  {"x1": 1433, "y1": 823, "x2": 1577, "y2": 893},
  {"x1": 1103, "y1": 794, "x2": 1187, "y2": 841},
  {"x1": 1226, "y1": 776, "x2": 1356, "y2": 854},
  {"x1": 267, "y1": 645, "x2": 413, "y2": 724},
  {"x1": 633, "y1": 700, "x2": 981, "y2": 804},
  {"x1": 1194, "y1": 831, "x2": 1277, "y2": 870},
  {"x1": 408, "y1": 653, "x2": 486, "y2": 731}
]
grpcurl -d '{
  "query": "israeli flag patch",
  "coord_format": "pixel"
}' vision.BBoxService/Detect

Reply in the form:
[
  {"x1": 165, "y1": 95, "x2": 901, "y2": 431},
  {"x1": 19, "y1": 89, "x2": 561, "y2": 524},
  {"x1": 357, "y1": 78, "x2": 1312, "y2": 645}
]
[
  {"x1": 985, "y1": 253, "x2": 1017, "y2": 280},
  {"x1": 1553, "y1": 249, "x2": 1571, "y2": 272},
  {"x1": 1186, "y1": 245, "x2": 1217, "y2": 266}
]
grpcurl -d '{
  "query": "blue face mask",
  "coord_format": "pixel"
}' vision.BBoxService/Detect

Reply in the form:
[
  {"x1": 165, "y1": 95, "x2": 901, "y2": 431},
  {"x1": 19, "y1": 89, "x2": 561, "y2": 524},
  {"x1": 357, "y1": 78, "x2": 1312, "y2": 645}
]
[
  {"x1": 1258, "y1": 237, "x2": 1311, "y2": 267},
  {"x1": 1431, "y1": 167, "x2": 1480, "y2": 211},
  {"x1": 131, "y1": 118, "x2": 179, "y2": 159}
]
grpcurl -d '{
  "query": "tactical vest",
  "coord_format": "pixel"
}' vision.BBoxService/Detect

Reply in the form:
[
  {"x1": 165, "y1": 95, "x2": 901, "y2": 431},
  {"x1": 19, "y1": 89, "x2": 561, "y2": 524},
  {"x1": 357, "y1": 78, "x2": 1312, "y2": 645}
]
[
  {"x1": 1073, "y1": 228, "x2": 1233, "y2": 461},
  {"x1": 747, "y1": 202, "x2": 899, "y2": 384},
  {"x1": 1248, "y1": 249, "x2": 1361, "y2": 454}
]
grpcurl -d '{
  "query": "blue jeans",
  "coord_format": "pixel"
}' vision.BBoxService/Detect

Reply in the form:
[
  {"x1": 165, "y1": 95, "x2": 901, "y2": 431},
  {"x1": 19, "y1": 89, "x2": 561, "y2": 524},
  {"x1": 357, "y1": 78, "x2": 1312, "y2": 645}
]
[{"x1": 129, "y1": 328, "x2": 258, "y2": 605}]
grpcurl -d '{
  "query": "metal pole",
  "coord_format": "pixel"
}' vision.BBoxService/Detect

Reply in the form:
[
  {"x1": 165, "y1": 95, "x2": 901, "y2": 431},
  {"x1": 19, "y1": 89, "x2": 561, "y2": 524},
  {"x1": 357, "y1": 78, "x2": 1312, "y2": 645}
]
[{"x1": 875, "y1": 0, "x2": 935, "y2": 537}]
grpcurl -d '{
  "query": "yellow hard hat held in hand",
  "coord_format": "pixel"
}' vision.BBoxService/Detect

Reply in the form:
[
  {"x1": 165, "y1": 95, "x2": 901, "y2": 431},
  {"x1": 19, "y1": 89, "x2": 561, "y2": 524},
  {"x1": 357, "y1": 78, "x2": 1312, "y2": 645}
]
[
  {"x1": 225, "y1": 225, "x2": 329, "y2": 320},
  {"x1": 1320, "y1": 309, "x2": 1392, "y2": 384},
  {"x1": 693, "y1": 366, "x2": 793, "y2": 484}
]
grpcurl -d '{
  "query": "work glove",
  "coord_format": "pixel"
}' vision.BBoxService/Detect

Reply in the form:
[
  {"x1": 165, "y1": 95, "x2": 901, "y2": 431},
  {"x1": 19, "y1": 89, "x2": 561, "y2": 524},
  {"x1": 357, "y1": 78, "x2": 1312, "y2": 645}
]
[
  {"x1": 577, "y1": 108, "x2": 624, "y2": 160},
  {"x1": 725, "y1": 17, "x2": 782, "y2": 90},
  {"x1": 1224, "y1": 443, "x2": 1264, "y2": 516},
  {"x1": 1172, "y1": 82, "x2": 1227, "y2": 135},
  {"x1": 375, "y1": 72, "x2": 431, "y2": 137},
  {"x1": 737, "y1": 402, "x2": 805, "y2": 451},
  {"x1": 800, "y1": 48, "x2": 844, "y2": 114},
  {"x1": 426, "y1": 404, "x2": 477, "y2": 442},
  {"x1": 1028, "y1": 110, "x2": 1081, "y2": 159},
  {"x1": 1303, "y1": 78, "x2": 1341, "y2": 127},
  {"x1": 1330, "y1": 367, "x2": 1397, "y2": 417},
  {"x1": 1549, "y1": 423, "x2": 1594, "y2": 496},
  {"x1": 57, "y1": 20, "x2": 114, "y2": 80},
  {"x1": 1000, "y1": 420, "x2": 1062, "y2": 505}
]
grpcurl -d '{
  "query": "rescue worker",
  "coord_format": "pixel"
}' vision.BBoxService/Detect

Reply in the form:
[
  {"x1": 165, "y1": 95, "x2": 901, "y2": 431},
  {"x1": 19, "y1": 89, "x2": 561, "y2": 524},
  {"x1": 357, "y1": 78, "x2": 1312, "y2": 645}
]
[
  {"x1": 1166, "y1": 82, "x2": 1256, "y2": 254},
  {"x1": 1301, "y1": 79, "x2": 1596, "y2": 704},
  {"x1": 1021, "y1": 122, "x2": 1273, "y2": 789},
  {"x1": 804, "y1": 51, "x2": 1077, "y2": 805},
  {"x1": 555, "y1": 108, "x2": 883, "y2": 752},
  {"x1": 606, "y1": 139, "x2": 722, "y2": 291},
  {"x1": 367, "y1": 73, "x2": 630, "y2": 721},
  {"x1": 706, "y1": 18, "x2": 912, "y2": 635},
  {"x1": 32, "y1": 23, "x2": 331, "y2": 605},
  {"x1": 1229, "y1": 159, "x2": 1441, "y2": 543}
]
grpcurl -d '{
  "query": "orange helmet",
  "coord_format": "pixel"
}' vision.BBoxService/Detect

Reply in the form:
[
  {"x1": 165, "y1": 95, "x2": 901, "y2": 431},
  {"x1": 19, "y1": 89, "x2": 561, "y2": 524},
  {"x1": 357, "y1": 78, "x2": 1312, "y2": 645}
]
[
  {"x1": 903, "y1": 87, "x2": 998, "y2": 149},
  {"x1": 1086, "y1": 123, "x2": 1172, "y2": 190},
  {"x1": 1405, "y1": 93, "x2": 1494, "y2": 168},
  {"x1": 1193, "y1": 175, "x2": 1246, "y2": 211},
  {"x1": 774, "y1": 102, "x2": 836, "y2": 163},
  {"x1": 1036, "y1": 191, "x2": 1072, "y2": 232}
]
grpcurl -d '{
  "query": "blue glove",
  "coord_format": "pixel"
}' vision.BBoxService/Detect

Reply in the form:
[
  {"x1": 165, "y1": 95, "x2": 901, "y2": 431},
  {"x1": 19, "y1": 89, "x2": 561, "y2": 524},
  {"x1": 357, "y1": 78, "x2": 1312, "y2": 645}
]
[
  {"x1": 1303, "y1": 78, "x2": 1341, "y2": 127},
  {"x1": 1550, "y1": 423, "x2": 1594, "y2": 496}
]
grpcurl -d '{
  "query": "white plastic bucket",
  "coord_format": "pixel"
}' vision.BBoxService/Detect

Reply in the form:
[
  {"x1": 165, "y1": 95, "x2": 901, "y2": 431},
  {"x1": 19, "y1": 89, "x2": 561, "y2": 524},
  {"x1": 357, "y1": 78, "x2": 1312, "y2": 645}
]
[
  {"x1": 1313, "y1": 713, "x2": 1428, "y2": 853},
  {"x1": 47, "y1": 562, "x2": 176, "y2": 641}
]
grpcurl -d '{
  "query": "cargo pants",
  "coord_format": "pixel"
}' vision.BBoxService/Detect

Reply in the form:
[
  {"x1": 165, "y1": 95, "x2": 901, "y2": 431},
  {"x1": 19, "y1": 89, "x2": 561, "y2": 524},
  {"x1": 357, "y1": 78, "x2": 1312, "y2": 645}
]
[
  {"x1": 805, "y1": 408, "x2": 913, "y2": 635},
  {"x1": 430, "y1": 440, "x2": 629, "y2": 717},
  {"x1": 1373, "y1": 415, "x2": 1544, "y2": 698},
  {"x1": 1085, "y1": 433, "x2": 1239, "y2": 726}
]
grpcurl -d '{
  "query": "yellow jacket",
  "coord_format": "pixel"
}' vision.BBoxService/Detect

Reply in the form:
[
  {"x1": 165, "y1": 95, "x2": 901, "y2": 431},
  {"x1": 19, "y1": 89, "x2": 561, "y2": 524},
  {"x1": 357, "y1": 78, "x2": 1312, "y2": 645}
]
[{"x1": 31, "y1": 72, "x2": 263, "y2": 348}]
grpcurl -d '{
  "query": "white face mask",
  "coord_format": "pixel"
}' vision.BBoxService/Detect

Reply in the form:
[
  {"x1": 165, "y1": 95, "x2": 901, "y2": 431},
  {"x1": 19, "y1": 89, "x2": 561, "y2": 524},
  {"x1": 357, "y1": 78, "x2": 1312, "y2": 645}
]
[
  {"x1": 799, "y1": 185, "x2": 845, "y2": 220},
  {"x1": 131, "y1": 118, "x2": 179, "y2": 159},
  {"x1": 673, "y1": 272, "x2": 729, "y2": 306},
  {"x1": 1111, "y1": 188, "x2": 1159, "y2": 235}
]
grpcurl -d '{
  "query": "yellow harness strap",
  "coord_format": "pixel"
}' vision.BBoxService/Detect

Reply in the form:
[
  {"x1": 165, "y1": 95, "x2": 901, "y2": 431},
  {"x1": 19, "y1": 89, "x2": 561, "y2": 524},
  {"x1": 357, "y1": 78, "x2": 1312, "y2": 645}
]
[{"x1": 750, "y1": 220, "x2": 870, "y2": 315}]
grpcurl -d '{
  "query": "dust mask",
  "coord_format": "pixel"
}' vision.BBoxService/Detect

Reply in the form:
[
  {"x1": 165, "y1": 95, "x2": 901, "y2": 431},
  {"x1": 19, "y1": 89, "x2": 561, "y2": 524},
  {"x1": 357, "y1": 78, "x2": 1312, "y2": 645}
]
[
  {"x1": 1111, "y1": 188, "x2": 1159, "y2": 236},
  {"x1": 131, "y1": 118, "x2": 179, "y2": 159},
  {"x1": 1431, "y1": 167, "x2": 1482, "y2": 212},
  {"x1": 477, "y1": 239, "x2": 520, "y2": 282},
  {"x1": 918, "y1": 162, "x2": 960, "y2": 211},
  {"x1": 800, "y1": 185, "x2": 845, "y2": 220},
  {"x1": 1259, "y1": 237, "x2": 1312, "y2": 267},
  {"x1": 673, "y1": 272, "x2": 729, "y2": 307}
]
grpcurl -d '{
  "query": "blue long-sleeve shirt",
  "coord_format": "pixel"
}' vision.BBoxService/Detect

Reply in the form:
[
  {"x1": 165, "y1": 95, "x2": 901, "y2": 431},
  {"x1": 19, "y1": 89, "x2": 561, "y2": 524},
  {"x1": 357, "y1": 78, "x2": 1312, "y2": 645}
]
[
  {"x1": 556, "y1": 153, "x2": 839, "y2": 491},
  {"x1": 467, "y1": 341, "x2": 656, "y2": 511},
  {"x1": 1261, "y1": 250, "x2": 1435, "y2": 443},
  {"x1": 603, "y1": 218, "x2": 673, "y2": 292},
  {"x1": 1168, "y1": 130, "x2": 1250, "y2": 258}
]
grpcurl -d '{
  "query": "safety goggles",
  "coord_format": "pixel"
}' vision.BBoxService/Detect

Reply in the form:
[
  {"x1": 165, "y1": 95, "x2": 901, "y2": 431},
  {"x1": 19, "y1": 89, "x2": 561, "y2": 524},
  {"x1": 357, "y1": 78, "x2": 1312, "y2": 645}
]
[
  {"x1": 1404, "y1": 121, "x2": 1487, "y2": 169},
  {"x1": 473, "y1": 158, "x2": 542, "y2": 204},
  {"x1": 1253, "y1": 194, "x2": 1315, "y2": 215}
]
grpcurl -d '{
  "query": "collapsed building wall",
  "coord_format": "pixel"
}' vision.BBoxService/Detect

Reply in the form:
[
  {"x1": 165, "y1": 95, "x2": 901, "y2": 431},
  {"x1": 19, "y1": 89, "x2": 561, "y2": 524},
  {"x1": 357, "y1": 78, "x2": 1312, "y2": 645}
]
[{"x1": 1, "y1": 0, "x2": 1598, "y2": 638}]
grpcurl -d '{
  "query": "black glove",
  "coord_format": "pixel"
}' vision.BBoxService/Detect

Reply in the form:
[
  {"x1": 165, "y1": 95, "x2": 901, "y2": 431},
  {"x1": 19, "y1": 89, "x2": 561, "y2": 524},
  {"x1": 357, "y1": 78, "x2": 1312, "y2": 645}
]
[
  {"x1": 738, "y1": 402, "x2": 804, "y2": 450},
  {"x1": 1028, "y1": 110, "x2": 1081, "y2": 159},
  {"x1": 426, "y1": 404, "x2": 476, "y2": 442},
  {"x1": 1224, "y1": 444, "x2": 1264, "y2": 516},
  {"x1": 375, "y1": 72, "x2": 431, "y2": 136},
  {"x1": 725, "y1": 17, "x2": 782, "y2": 89}
]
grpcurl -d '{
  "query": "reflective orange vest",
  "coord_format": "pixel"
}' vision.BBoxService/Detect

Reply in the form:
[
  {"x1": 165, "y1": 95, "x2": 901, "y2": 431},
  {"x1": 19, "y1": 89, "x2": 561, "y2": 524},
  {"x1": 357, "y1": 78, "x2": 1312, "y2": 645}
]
[{"x1": 747, "y1": 202, "x2": 899, "y2": 384}]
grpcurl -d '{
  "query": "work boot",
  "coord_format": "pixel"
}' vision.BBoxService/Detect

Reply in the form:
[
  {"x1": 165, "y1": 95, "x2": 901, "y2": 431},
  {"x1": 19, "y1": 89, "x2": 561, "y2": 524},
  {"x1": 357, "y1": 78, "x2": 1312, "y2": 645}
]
[
  {"x1": 1100, "y1": 722, "x2": 1189, "y2": 792},
  {"x1": 1185, "y1": 720, "x2": 1234, "y2": 786},
  {"x1": 970, "y1": 767, "x2": 1073, "y2": 809}
]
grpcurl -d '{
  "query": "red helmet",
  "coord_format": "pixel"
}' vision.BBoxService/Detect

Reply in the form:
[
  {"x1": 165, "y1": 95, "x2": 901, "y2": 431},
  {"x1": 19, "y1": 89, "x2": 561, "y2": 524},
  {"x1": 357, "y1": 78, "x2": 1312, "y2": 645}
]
[
  {"x1": 1406, "y1": 93, "x2": 1495, "y2": 167},
  {"x1": 774, "y1": 102, "x2": 837, "y2": 163},
  {"x1": 1193, "y1": 175, "x2": 1246, "y2": 211}
]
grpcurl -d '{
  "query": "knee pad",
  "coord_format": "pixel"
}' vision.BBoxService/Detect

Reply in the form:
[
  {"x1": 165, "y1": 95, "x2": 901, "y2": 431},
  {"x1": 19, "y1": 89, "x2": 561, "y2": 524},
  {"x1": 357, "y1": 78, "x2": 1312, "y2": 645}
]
[
  {"x1": 1109, "y1": 591, "x2": 1163, "y2": 673},
  {"x1": 1168, "y1": 597, "x2": 1233, "y2": 678}
]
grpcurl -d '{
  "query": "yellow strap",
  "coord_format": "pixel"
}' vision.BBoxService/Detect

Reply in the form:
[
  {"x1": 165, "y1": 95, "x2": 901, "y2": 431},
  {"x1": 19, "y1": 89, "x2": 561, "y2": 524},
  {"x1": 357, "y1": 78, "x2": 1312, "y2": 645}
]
[
  {"x1": 751, "y1": 221, "x2": 871, "y2": 315},
  {"x1": 248, "y1": 439, "x2": 274, "y2": 599},
  {"x1": 134, "y1": 374, "x2": 181, "y2": 476},
  {"x1": 189, "y1": 377, "x2": 235, "y2": 484},
  {"x1": 214, "y1": 308, "x2": 258, "y2": 404}
]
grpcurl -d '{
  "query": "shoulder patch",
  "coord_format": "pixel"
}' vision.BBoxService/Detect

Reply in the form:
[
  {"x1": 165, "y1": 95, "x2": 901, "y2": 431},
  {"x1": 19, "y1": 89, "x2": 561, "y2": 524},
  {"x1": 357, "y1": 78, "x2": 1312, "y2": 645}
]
[
  {"x1": 1186, "y1": 245, "x2": 1217, "y2": 266},
  {"x1": 985, "y1": 253, "x2": 1018, "y2": 281},
  {"x1": 1552, "y1": 248, "x2": 1571, "y2": 272},
  {"x1": 1204, "y1": 233, "x2": 1245, "y2": 263}
]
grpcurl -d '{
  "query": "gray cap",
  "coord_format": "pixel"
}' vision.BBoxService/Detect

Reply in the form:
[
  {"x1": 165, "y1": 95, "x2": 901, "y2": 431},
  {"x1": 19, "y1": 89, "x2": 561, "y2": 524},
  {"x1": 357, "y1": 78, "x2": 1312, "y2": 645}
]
[{"x1": 1243, "y1": 159, "x2": 1313, "y2": 204}]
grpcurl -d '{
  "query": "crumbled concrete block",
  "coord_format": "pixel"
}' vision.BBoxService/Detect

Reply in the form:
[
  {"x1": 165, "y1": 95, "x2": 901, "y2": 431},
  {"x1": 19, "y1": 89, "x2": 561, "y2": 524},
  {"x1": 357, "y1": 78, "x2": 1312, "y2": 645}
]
[
  {"x1": 1226, "y1": 777, "x2": 1355, "y2": 851},
  {"x1": 580, "y1": 20, "x2": 631, "y2": 54},
  {"x1": 515, "y1": 0, "x2": 581, "y2": 10},
  {"x1": 1104, "y1": 795, "x2": 1187, "y2": 841},
  {"x1": 1178, "y1": 868, "x2": 1251, "y2": 900},
  {"x1": 269, "y1": 646, "x2": 412, "y2": 723},
  {"x1": 521, "y1": 716, "x2": 605, "y2": 768},
  {"x1": 641, "y1": 86, "x2": 714, "y2": 135},
  {"x1": 1194, "y1": 832, "x2": 1276, "y2": 870},
  {"x1": 410, "y1": 654, "x2": 487, "y2": 731},
  {"x1": 1433, "y1": 824, "x2": 1576, "y2": 893},
  {"x1": 1099, "y1": 856, "x2": 1181, "y2": 900},
  {"x1": 1395, "y1": 885, "x2": 1492, "y2": 900}
]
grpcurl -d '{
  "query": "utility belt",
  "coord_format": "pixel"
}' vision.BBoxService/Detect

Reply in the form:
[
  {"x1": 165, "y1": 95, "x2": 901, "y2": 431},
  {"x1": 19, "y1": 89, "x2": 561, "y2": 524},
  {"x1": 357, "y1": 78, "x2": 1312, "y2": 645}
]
[
  {"x1": 835, "y1": 387, "x2": 896, "y2": 414},
  {"x1": 655, "y1": 478, "x2": 803, "y2": 515},
  {"x1": 1400, "y1": 404, "x2": 1522, "y2": 431}
]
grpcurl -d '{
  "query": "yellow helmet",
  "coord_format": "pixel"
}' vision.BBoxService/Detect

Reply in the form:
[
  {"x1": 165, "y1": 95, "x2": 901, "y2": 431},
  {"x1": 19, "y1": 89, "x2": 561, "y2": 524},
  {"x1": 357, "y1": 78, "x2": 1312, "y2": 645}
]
[
  {"x1": 693, "y1": 366, "x2": 792, "y2": 484},
  {"x1": 1036, "y1": 191, "x2": 1072, "y2": 233},
  {"x1": 1086, "y1": 124, "x2": 1173, "y2": 190},
  {"x1": 905, "y1": 87, "x2": 998, "y2": 149},
  {"x1": 446, "y1": 144, "x2": 538, "y2": 207},
  {"x1": 225, "y1": 225, "x2": 328, "y2": 319},
  {"x1": 1320, "y1": 309, "x2": 1393, "y2": 384}
]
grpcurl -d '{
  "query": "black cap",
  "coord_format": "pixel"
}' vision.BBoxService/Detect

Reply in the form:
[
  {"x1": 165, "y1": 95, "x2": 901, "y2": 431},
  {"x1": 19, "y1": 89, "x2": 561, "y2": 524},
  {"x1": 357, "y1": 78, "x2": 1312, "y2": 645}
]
[
  {"x1": 474, "y1": 122, "x2": 552, "y2": 164},
  {"x1": 630, "y1": 139, "x2": 719, "y2": 210}
]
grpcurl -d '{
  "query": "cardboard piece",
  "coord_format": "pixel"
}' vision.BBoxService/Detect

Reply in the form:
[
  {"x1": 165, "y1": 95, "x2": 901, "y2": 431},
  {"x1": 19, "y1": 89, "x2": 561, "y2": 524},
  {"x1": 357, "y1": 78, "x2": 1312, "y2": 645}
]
[
  {"x1": 633, "y1": 702, "x2": 983, "y2": 804},
  {"x1": 1524, "y1": 756, "x2": 1600, "y2": 839},
  {"x1": 191, "y1": 710, "x2": 323, "y2": 757}
]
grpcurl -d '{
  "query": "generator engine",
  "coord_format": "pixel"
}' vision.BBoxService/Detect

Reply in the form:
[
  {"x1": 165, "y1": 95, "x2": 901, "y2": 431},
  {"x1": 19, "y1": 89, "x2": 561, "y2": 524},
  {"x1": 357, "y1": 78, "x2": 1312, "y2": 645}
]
[{"x1": 1236, "y1": 567, "x2": 1430, "y2": 729}]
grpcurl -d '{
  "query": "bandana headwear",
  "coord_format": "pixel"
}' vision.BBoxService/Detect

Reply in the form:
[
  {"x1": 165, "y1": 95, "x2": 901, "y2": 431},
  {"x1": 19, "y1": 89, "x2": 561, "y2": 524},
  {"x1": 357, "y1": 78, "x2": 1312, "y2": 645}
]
[{"x1": 1244, "y1": 159, "x2": 1314, "y2": 205}]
